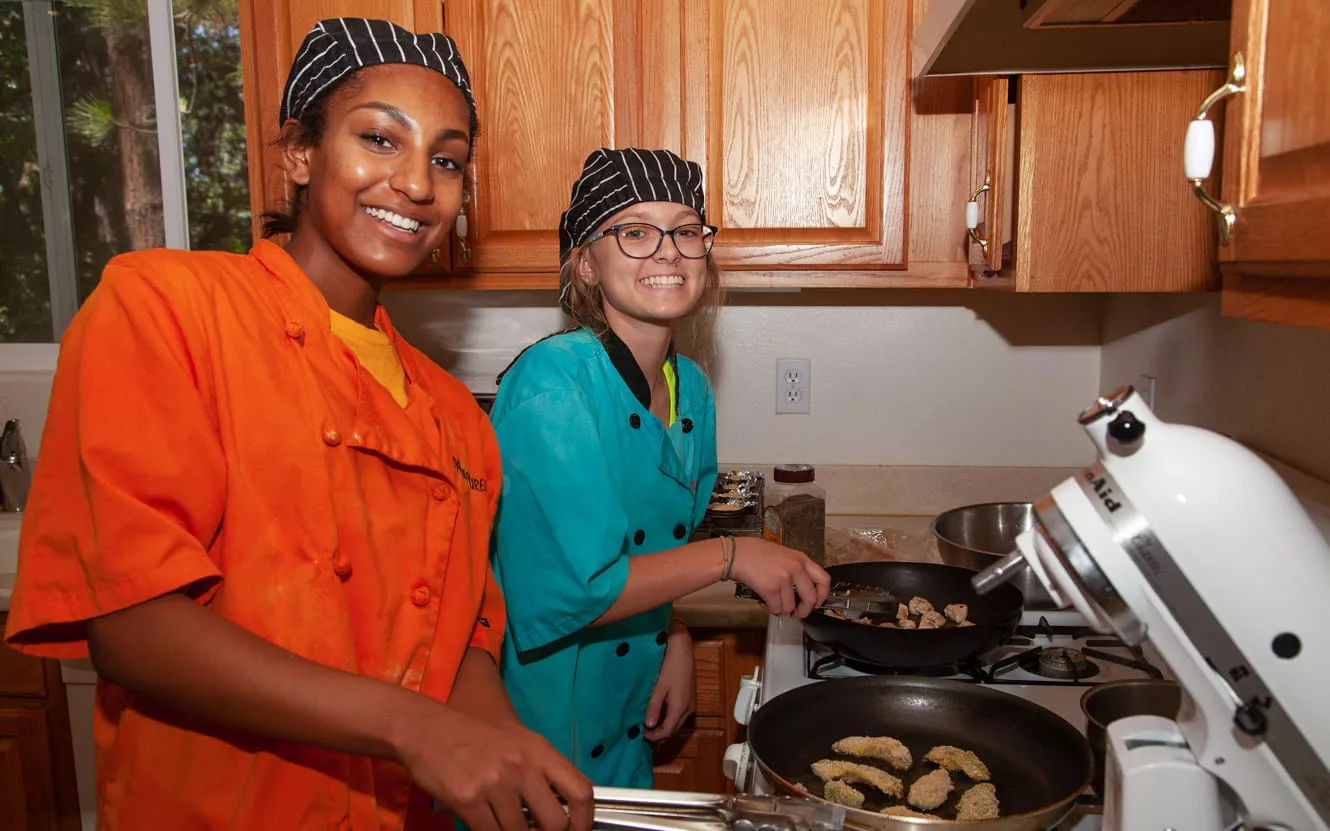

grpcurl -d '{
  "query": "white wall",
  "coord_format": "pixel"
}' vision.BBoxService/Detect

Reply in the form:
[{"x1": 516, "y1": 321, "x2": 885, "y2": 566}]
[
  {"x1": 1100, "y1": 294, "x2": 1330, "y2": 483},
  {"x1": 0, "y1": 291, "x2": 1104, "y2": 467},
  {"x1": 382, "y1": 288, "x2": 1104, "y2": 467}
]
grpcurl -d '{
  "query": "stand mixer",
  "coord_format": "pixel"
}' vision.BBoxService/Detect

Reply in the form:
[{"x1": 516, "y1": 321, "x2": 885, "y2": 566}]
[{"x1": 973, "y1": 386, "x2": 1330, "y2": 829}]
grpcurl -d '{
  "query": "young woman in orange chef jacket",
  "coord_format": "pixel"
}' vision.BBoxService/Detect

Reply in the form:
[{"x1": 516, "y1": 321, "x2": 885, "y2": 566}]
[{"x1": 3, "y1": 18, "x2": 591, "y2": 831}]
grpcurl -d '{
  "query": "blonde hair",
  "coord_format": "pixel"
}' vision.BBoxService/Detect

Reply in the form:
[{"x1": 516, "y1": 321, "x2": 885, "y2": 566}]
[{"x1": 561, "y1": 245, "x2": 724, "y2": 367}]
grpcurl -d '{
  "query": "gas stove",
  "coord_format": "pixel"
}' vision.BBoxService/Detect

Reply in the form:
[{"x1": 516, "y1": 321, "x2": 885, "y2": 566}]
[{"x1": 724, "y1": 610, "x2": 1174, "y2": 830}]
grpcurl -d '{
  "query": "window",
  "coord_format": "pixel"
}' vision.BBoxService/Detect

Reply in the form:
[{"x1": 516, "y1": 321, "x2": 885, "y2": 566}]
[{"x1": 0, "y1": 0, "x2": 249, "y2": 342}]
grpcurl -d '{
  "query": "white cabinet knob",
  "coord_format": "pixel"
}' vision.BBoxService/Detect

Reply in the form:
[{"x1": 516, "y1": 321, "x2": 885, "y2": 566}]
[
  {"x1": 723, "y1": 742, "x2": 750, "y2": 783},
  {"x1": 733, "y1": 668, "x2": 761, "y2": 726}
]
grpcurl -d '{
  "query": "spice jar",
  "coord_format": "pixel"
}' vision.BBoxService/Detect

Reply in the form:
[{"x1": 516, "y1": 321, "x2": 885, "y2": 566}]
[{"x1": 761, "y1": 464, "x2": 826, "y2": 564}]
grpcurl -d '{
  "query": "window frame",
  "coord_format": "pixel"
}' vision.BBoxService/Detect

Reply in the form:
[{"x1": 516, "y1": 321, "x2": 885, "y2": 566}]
[{"x1": 19, "y1": 0, "x2": 190, "y2": 341}]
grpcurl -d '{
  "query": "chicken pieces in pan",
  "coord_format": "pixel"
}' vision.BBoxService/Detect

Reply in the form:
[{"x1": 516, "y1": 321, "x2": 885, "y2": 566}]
[
  {"x1": 831, "y1": 595, "x2": 974, "y2": 630},
  {"x1": 822, "y1": 779, "x2": 865, "y2": 809},
  {"x1": 831, "y1": 736, "x2": 912, "y2": 770},
  {"x1": 818, "y1": 736, "x2": 1000, "y2": 820},
  {"x1": 907, "y1": 596, "x2": 934, "y2": 616},
  {"x1": 880, "y1": 806, "x2": 937, "y2": 818},
  {"x1": 923, "y1": 745, "x2": 991, "y2": 781},
  {"x1": 918, "y1": 611, "x2": 947, "y2": 630},
  {"x1": 956, "y1": 783, "x2": 1000, "y2": 820},
  {"x1": 906, "y1": 768, "x2": 954, "y2": 811},
  {"x1": 811, "y1": 760, "x2": 905, "y2": 799}
]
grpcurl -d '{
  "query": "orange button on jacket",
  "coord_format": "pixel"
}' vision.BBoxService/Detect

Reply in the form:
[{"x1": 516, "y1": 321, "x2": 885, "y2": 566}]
[{"x1": 3, "y1": 240, "x2": 505, "y2": 830}]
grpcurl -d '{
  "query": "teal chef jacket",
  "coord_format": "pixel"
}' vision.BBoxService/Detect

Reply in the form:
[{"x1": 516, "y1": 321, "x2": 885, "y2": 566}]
[{"x1": 489, "y1": 328, "x2": 718, "y2": 788}]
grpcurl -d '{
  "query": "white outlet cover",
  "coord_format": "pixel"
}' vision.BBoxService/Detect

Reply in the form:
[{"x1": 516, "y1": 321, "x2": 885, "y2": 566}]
[{"x1": 776, "y1": 358, "x2": 811, "y2": 414}]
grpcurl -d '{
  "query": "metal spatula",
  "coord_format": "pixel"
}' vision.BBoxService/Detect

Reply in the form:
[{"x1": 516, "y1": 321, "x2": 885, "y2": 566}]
[
  {"x1": 518, "y1": 788, "x2": 846, "y2": 831},
  {"x1": 734, "y1": 581, "x2": 897, "y2": 617}
]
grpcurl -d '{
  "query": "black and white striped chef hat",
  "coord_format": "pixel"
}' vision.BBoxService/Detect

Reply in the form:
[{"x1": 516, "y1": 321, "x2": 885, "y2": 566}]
[
  {"x1": 558, "y1": 148, "x2": 706, "y2": 267},
  {"x1": 280, "y1": 18, "x2": 474, "y2": 125}
]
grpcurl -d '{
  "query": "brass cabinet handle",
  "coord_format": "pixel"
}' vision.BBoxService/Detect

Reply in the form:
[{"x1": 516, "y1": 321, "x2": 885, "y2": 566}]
[
  {"x1": 966, "y1": 176, "x2": 991, "y2": 253},
  {"x1": 1185, "y1": 52, "x2": 1246, "y2": 245},
  {"x1": 455, "y1": 207, "x2": 471, "y2": 264}
]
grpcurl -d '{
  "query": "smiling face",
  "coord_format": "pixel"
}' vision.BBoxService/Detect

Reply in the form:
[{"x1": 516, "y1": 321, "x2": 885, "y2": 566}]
[
  {"x1": 282, "y1": 63, "x2": 471, "y2": 283},
  {"x1": 577, "y1": 202, "x2": 712, "y2": 332}
]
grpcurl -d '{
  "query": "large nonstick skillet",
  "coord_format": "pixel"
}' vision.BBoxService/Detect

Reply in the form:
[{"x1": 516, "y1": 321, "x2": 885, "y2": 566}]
[
  {"x1": 747, "y1": 676, "x2": 1093, "y2": 830},
  {"x1": 800, "y1": 562, "x2": 1024, "y2": 669}
]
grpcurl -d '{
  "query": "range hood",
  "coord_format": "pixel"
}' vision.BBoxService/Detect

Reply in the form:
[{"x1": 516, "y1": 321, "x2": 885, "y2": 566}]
[{"x1": 914, "y1": 0, "x2": 1231, "y2": 77}]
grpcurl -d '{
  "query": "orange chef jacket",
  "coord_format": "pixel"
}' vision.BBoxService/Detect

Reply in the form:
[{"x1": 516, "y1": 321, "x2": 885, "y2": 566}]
[{"x1": 3, "y1": 240, "x2": 505, "y2": 830}]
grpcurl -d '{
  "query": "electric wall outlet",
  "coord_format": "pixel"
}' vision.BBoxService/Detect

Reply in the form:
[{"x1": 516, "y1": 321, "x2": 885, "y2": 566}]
[
  {"x1": 776, "y1": 358, "x2": 811, "y2": 414},
  {"x1": 1137, "y1": 374, "x2": 1158, "y2": 409}
]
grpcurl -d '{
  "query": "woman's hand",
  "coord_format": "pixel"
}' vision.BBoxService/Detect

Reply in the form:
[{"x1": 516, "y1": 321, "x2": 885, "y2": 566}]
[
  {"x1": 644, "y1": 621, "x2": 695, "y2": 742},
  {"x1": 728, "y1": 538, "x2": 832, "y2": 617}
]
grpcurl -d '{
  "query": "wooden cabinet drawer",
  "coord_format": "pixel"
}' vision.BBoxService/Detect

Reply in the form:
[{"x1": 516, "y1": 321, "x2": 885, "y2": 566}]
[
  {"x1": 652, "y1": 726, "x2": 727, "y2": 795},
  {"x1": 692, "y1": 638, "x2": 725, "y2": 718},
  {"x1": 0, "y1": 639, "x2": 46, "y2": 699},
  {"x1": 0, "y1": 707, "x2": 55, "y2": 829}
]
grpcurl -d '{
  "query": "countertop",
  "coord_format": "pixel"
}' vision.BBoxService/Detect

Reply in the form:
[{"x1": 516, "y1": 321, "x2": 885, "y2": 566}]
[{"x1": 673, "y1": 580, "x2": 767, "y2": 629}]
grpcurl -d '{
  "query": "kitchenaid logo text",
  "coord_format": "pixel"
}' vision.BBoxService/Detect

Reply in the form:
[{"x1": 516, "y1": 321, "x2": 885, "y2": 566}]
[
  {"x1": 453, "y1": 457, "x2": 487, "y2": 492},
  {"x1": 1084, "y1": 470, "x2": 1122, "y2": 512}
]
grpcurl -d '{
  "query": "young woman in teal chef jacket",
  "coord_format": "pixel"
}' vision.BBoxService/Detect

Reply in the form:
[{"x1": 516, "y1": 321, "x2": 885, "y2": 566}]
[{"x1": 488, "y1": 148, "x2": 832, "y2": 788}]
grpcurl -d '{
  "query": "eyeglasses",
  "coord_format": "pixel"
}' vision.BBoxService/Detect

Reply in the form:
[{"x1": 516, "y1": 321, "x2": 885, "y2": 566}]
[{"x1": 584, "y1": 222, "x2": 718, "y2": 260}]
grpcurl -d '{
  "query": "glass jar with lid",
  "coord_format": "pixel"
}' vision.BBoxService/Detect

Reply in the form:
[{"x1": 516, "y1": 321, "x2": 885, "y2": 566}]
[{"x1": 761, "y1": 464, "x2": 826, "y2": 564}]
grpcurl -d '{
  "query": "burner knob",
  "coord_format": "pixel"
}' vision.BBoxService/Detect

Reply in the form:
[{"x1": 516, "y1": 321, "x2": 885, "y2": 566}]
[
  {"x1": 1107, "y1": 411, "x2": 1146, "y2": 445},
  {"x1": 1234, "y1": 698, "x2": 1269, "y2": 736}
]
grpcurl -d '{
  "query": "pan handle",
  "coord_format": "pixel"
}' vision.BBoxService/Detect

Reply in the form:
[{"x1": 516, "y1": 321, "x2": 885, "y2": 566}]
[
  {"x1": 734, "y1": 583, "x2": 761, "y2": 601},
  {"x1": 972, "y1": 550, "x2": 1028, "y2": 595}
]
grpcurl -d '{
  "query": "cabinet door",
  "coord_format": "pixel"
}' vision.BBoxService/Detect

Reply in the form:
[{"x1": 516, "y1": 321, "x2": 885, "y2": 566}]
[
  {"x1": 968, "y1": 76, "x2": 1008, "y2": 274},
  {"x1": 681, "y1": 0, "x2": 909, "y2": 270},
  {"x1": 652, "y1": 726, "x2": 729, "y2": 794},
  {"x1": 1014, "y1": 71, "x2": 1220, "y2": 292},
  {"x1": 691, "y1": 638, "x2": 726, "y2": 720},
  {"x1": 0, "y1": 708, "x2": 54, "y2": 831},
  {"x1": 1219, "y1": 0, "x2": 1330, "y2": 274},
  {"x1": 444, "y1": 1, "x2": 684, "y2": 278},
  {"x1": 237, "y1": 0, "x2": 445, "y2": 241},
  {"x1": 654, "y1": 636, "x2": 729, "y2": 793},
  {"x1": 1215, "y1": 0, "x2": 1330, "y2": 328}
]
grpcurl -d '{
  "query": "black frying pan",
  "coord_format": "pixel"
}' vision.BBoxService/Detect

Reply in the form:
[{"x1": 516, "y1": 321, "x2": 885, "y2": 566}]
[
  {"x1": 801, "y1": 563, "x2": 1023, "y2": 669},
  {"x1": 748, "y1": 676, "x2": 1092, "y2": 829}
]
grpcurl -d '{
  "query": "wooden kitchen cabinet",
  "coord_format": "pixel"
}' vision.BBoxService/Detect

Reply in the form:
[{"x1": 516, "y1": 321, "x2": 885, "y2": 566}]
[
  {"x1": 966, "y1": 75, "x2": 1009, "y2": 274},
  {"x1": 238, "y1": 0, "x2": 972, "y2": 288},
  {"x1": 1210, "y1": 0, "x2": 1330, "y2": 329},
  {"x1": 0, "y1": 614, "x2": 80, "y2": 831},
  {"x1": 652, "y1": 628, "x2": 762, "y2": 794},
  {"x1": 447, "y1": 0, "x2": 914, "y2": 284},
  {"x1": 441, "y1": 0, "x2": 674, "y2": 281},
  {"x1": 678, "y1": 0, "x2": 909, "y2": 272},
  {"x1": 972, "y1": 70, "x2": 1223, "y2": 293}
]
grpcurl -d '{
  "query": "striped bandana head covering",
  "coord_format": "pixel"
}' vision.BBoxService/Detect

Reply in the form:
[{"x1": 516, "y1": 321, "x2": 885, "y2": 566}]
[
  {"x1": 558, "y1": 148, "x2": 706, "y2": 311},
  {"x1": 280, "y1": 18, "x2": 474, "y2": 125}
]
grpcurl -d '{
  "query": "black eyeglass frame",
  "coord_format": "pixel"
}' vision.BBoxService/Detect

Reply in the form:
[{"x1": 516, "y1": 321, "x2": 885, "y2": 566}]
[{"x1": 583, "y1": 222, "x2": 719, "y2": 259}]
